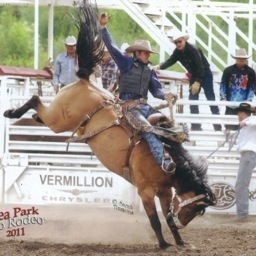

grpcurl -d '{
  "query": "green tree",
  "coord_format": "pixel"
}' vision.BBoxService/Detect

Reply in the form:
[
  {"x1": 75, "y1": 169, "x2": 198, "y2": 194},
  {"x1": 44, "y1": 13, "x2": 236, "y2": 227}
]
[{"x1": 0, "y1": 7, "x2": 34, "y2": 67}]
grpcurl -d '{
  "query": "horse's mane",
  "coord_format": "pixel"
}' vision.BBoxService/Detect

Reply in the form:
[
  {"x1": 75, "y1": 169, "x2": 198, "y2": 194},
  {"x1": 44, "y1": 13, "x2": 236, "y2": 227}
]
[
  {"x1": 177, "y1": 150, "x2": 207, "y2": 192},
  {"x1": 165, "y1": 139, "x2": 216, "y2": 205},
  {"x1": 163, "y1": 139, "x2": 208, "y2": 192},
  {"x1": 73, "y1": 0, "x2": 104, "y2": 79}
]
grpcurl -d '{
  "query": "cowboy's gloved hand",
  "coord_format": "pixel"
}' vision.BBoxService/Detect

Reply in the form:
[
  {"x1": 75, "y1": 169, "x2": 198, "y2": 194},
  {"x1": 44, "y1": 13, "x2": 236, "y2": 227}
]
[
  {"x1": 99, "y1": 12, "x2": 110, "y2": 28},
  {"x1": 164, "y1": 92, "x2": 178, "y2": 104},
  {"x1": 190, "y1": 81, "x2": 200, "y2": 95}
]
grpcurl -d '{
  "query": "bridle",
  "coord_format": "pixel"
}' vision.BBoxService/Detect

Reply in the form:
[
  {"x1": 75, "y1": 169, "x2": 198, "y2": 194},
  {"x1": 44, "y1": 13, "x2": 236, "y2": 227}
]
[{"x1": 168, "y1": 193, "x2": 206, "y2": 229}]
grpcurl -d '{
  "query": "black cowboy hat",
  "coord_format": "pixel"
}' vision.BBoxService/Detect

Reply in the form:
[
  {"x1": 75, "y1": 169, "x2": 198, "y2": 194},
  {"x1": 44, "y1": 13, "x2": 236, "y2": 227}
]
[{"x1": 235, "y1": 103, "x2": 252, "y2": 113}]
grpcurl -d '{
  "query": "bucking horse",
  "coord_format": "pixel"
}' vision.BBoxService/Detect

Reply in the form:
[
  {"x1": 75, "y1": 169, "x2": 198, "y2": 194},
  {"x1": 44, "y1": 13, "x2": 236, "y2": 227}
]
[{"x1": 3, "y1": 0, "x2": 216, "y2": 251}]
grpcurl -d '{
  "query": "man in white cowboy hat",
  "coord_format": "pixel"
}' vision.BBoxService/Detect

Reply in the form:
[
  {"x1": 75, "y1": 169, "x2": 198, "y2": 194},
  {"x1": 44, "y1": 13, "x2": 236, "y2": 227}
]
[
  {"x1": 234, "y1": 102, "x2": 256, "y2": 221},
  {"x1": 220, "y1": 48, "x2": 256, "y2": 131},
  {"x1": 154, "y1": 32, "x2": 222, "y2": 132},
  {"x1": 99, "y1": 13, "x2": 178, "y2": 174},
  {"x1": 53, "y1": 35, "x2": 78, "y2": 93}
]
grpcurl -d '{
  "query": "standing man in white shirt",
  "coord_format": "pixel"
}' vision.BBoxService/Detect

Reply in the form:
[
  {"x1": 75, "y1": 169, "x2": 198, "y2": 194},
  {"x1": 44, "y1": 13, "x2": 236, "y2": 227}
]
[
  {"x1": 235, "y1": 102, "x2": 256, "y2": 221},
  {"x1": 53, "y1": 36, "x2": 78, "y2": 93}
]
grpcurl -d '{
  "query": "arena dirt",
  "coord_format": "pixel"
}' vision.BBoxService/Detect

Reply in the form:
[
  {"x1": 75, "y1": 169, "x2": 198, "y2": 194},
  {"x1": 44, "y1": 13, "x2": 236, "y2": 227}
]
[{"x1": 0, "y1": 204, "x2": 255, "y2": 256}]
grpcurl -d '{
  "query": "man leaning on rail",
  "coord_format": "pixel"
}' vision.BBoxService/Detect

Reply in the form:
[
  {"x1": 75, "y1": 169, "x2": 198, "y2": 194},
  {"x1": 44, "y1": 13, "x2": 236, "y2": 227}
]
[{"x1": 154, "y1": 33, "x2": 222, "y2": 132}]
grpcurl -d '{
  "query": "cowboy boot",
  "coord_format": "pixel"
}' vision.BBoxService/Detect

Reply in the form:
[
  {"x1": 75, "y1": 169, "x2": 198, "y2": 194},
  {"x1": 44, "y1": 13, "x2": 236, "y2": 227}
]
[{"x1": 161, "y1": 157, "x2": 176, "y2": 175}]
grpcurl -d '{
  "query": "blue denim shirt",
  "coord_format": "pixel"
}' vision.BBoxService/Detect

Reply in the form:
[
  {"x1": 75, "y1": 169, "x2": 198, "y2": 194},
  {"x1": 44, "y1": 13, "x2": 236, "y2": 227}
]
[{"x1": 53, "y1": 52, "x2": 78, "y2": 86}]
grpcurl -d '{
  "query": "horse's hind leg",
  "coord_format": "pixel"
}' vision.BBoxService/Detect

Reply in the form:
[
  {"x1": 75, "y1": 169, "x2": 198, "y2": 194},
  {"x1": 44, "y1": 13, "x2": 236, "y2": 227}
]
[{"x1": 4, "y1": 95, "x2": 41, "y2": 119}]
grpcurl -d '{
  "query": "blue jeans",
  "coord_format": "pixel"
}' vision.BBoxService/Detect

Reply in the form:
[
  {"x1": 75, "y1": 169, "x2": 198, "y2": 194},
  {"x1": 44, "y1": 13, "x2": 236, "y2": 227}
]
[
  {"x1": 130, "y1": 104, "x2": 164, "y2": 165},
  {"x1": 189, "y1": 70, "x2": 221, "y2": 130},
  {"x1": 235, "y1": 151, "x2": 256, "y2": 218},
  {"x1": 189, "y1": 70, "x2": 220, "y2": 115}
]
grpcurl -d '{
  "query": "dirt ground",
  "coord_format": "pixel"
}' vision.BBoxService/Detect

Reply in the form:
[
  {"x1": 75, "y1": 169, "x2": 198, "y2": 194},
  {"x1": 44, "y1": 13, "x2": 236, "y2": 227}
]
[{"x1": 0, "y1": 204, "x2": 255, "y2": 256}]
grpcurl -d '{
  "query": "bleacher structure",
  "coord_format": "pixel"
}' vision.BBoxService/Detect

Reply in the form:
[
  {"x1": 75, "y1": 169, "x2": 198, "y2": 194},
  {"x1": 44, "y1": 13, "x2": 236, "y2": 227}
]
[
  {"x1": 2, "y1": 0, "x2": 256, "y2": 72},
  {"x1": 114, "y1": 0, "x2": 256, "y2": 71}
]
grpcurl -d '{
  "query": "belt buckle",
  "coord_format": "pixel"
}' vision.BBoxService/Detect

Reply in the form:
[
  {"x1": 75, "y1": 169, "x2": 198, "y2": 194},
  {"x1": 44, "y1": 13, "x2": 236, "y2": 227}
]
[{"x1": 139, "y1": 98, "x2": 147, "y2": 104}]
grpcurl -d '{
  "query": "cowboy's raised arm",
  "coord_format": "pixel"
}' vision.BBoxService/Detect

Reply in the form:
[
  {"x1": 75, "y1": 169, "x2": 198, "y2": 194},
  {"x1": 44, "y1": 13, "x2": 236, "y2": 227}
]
[{"x1": 99, "y1": 13, "x2": 130, "y2": 73}]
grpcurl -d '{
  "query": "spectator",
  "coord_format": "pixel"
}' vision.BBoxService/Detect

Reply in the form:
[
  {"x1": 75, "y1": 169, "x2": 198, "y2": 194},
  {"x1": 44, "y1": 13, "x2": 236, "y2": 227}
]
[
  {"x1": 155, "y1": 33, "x2": 222, "y2": 132},
  {"x1": 234, "y1": 102, "x2": 256, "y2": 221},
  {"x1": 53, "y1": 36, "x2": 78, "y2": 93},
  {"x1": 100, "y1": 47, "x2": 118, "y2": 89},
  {"x1": 220, "y1": 48, "x2": 256, "y2": 131},
  {"x1": 99, "y1": 13, "x2": 177, "y2": 174}
]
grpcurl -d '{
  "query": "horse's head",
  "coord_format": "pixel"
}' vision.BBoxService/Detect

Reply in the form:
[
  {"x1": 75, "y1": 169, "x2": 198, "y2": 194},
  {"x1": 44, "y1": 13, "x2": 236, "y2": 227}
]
[
  {"x1": 167, "y1": 183, "x2": 216, "y2": 229},
  {"x1": 164, "y1": 141, "x2": 216, "y2": 230}
]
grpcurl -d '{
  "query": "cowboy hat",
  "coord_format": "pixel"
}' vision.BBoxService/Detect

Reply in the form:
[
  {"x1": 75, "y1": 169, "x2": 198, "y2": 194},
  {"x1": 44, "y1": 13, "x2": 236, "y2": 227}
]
[
  {"x1": 171, "y1": 32, "x2": 189, "y2": 42},
  {"x1": 235, "y1": 103, "x2": 252, "y2": 113},
  {"x1": 125, "y1": 40, "x2": 158, "y2": 54},
  {"x1": 231, "y1": 48, "x2": 251, "y2": 59},
  {"x1": 64, "y1": 36, "x2": 77, "y2": 46}
]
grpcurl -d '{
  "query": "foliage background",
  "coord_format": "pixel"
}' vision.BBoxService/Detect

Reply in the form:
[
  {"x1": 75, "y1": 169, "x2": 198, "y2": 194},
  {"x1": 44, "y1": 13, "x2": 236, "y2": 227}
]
[
  {"x1": 0, "y1": 6, "x2": 161, "y2": 69},
  {"x1": 0, "y1": 2, "x2": 255, "y2": 71}
]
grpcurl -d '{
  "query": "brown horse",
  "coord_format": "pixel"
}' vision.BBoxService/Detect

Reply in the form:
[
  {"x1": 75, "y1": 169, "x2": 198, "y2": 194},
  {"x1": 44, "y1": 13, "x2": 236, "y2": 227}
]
[{"x1": 3, "y1": 1, "x2": 215, "y2": 250}]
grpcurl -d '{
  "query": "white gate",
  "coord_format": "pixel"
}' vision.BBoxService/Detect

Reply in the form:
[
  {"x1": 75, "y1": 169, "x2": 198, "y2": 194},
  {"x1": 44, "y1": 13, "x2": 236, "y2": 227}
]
[{"x1": 0, "y1": 68, "x2": 137, "y2": 211}]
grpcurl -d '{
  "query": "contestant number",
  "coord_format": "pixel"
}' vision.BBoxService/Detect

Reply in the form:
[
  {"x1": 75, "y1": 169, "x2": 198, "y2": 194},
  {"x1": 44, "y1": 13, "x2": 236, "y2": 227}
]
[{"x1": 6, "y1": 227, "x2": 25, "y2": 237}]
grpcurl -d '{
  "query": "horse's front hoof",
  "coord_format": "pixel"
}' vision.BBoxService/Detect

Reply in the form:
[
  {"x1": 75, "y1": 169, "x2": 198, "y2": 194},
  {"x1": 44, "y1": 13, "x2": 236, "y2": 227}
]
[
  {"x1": 176, "y1": 243, "x2": 197, "y2": 251},
  {"x1": 160, "y1": 242, "x2": 178, "y2": 252},
  {"x1": 3, "y1": 109, "x2": 14, "y2": 118}
]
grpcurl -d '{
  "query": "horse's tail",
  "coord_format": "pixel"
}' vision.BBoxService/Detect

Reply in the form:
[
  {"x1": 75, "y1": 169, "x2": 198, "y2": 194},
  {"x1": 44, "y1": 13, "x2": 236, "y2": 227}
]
[{"x1": 73, "y1": 0, "x2": 104, "y2": 79}]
